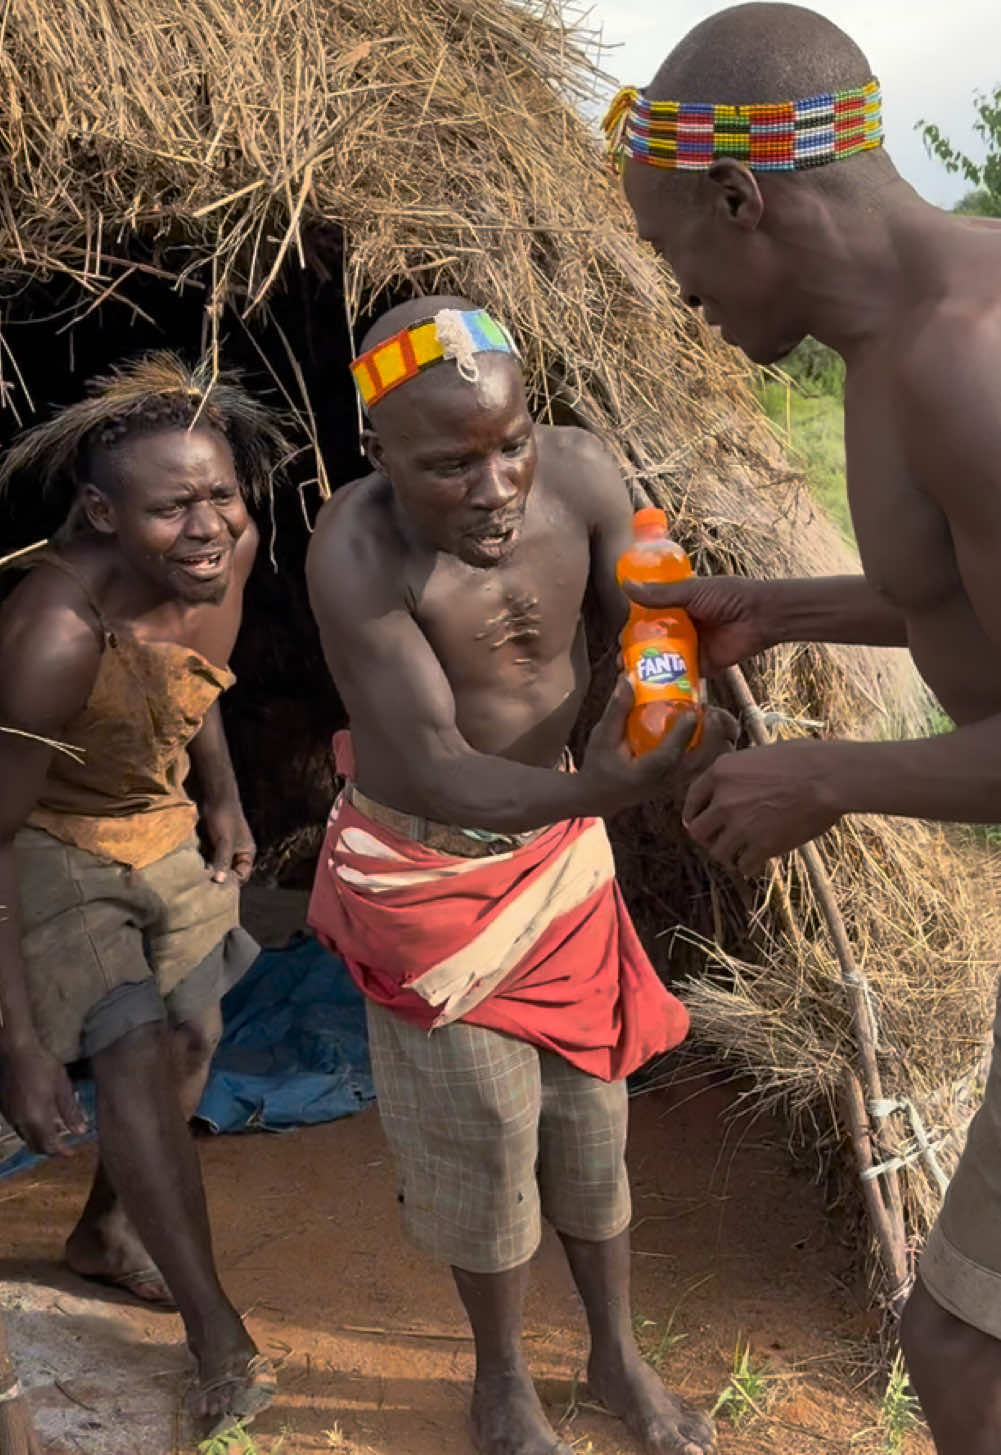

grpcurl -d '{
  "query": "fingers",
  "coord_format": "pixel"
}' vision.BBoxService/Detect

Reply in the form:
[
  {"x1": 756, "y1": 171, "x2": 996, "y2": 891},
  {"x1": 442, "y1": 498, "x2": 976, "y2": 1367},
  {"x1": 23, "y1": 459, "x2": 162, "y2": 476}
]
[
  {"x1": 643, "y1": 709, "x2": 698, "y2": 772},
  {"x1": 682, "y1": 773, "x2": 771, "y2": 877},
  {"x1": 623, "y1": 577, "x2": 695, "y2": 609},
  {"x1": 23, "y1": 1113, "x2": 69, "y2": 1160},
  {"x1": 210, "y1": 837, "x2": 234, "y2": 884},
  {"x1": 736, "y1": 845, "x2": 771, "y2": 878},
  {"x1": 231, "y1": 847, "x2": 255, "y2": 885},
  {"x1": 689, "y1": 708, "x2": 739, "y2": 769},
  {"x1": 682, "y1": 767, "x2": 716, "y2": 825},
  {"x1": 590, "y1": 677, "x2": 634, "y2": 754},
  {"x1": 708, "y1": 707, "x2": 740, "y2": 749},
  {"x1": 56, "y1": 1073, "x2": 88, "y2": 1138}
]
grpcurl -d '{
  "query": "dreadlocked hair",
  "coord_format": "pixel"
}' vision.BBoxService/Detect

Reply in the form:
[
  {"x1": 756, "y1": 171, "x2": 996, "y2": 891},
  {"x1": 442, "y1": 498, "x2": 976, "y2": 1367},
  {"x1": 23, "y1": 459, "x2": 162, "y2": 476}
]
[{"x1": 0, "y1": 351, "x2": 290, "y2": 503}]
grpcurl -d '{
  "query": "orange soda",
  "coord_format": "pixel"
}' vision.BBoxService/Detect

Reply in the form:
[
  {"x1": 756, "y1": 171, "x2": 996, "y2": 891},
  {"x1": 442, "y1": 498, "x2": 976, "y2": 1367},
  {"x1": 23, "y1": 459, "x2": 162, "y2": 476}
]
[{"x1": 616, "y1": 508, "x2": 703, "y2": 756}]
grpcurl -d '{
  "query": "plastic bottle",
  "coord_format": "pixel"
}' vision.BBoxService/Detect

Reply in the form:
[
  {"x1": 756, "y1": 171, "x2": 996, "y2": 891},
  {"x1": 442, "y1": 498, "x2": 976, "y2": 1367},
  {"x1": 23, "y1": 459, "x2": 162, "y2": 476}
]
[{"x1": 616, "y1": 507, "x2": 702, "y2": 756}]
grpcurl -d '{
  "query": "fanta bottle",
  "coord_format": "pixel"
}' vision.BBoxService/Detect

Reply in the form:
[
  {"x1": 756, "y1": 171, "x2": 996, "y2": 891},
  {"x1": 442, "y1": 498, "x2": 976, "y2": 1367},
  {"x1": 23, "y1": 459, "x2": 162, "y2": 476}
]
[{"x1": 616, "y1": 508, "x2": 703, "y2": 756}]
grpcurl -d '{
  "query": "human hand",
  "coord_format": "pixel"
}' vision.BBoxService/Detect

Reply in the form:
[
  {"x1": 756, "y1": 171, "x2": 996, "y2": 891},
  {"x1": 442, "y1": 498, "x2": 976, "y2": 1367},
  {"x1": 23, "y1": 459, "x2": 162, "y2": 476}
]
[
  {"x1": 665, "y1": 706, "x2": 739, "y2": 808},
  {"x1": 622, "y1": 575, "x2": 780, "y2": 676},
  {"x1": 201, "y1": 798, "x2": 256, "y2": 884},
  {"x1": 0, "y1": 1040, "x2": 87, "y2": 1157},
  {"x1": 683, "y1": 739, "x2": 843, "y2": 875},
  {"x1": 582, "y1": 678, "x2": 699, "y2": 813}
]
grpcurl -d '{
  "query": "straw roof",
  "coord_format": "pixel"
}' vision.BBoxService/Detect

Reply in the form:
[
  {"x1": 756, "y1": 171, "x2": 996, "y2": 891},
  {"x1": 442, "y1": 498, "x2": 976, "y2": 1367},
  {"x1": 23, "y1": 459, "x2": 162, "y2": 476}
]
[{"x1": 2, "y1": 0, "x2": 999, "y2": 1288}]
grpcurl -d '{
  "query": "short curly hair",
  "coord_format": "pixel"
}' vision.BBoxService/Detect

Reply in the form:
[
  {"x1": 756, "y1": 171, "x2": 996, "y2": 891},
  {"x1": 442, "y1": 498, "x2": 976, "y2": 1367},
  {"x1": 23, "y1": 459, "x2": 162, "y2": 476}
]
[{"x1": 0, "y1": 351, "x2": 290, "y2": 503}]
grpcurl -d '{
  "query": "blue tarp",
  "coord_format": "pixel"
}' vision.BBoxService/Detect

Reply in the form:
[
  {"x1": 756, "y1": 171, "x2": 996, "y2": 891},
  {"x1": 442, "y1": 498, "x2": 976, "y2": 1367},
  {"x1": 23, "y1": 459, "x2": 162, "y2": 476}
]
[
  {"x1": 0, "y1": 934, "x2": 374, "y2": 1180},
  {"x1": 196, "y1": 933, "x2": 374, "y2": 1133}
]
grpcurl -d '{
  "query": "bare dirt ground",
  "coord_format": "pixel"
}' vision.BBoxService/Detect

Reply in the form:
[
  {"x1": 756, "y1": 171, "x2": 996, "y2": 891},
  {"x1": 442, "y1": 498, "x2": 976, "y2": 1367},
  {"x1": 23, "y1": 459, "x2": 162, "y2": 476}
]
[
  {"x1": 0, "y1": 890, "x2": 934, "y2": 1454},
  {"x1": 0, "y1": 1078, "x2": 933, "y2": 1455}
]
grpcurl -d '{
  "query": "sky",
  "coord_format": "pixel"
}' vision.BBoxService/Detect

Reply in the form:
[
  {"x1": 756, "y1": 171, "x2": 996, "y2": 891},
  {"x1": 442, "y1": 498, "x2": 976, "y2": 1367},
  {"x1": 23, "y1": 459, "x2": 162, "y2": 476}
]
[{"x1": 582, "y1": 0, "x2": 998, "y2": 207}]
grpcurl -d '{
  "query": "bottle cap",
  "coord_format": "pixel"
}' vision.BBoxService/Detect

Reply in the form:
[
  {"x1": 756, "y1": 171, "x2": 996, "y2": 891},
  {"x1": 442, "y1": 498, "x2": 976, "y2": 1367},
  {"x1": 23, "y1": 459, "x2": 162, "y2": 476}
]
[{"x1": 633, "y1": 507, "x2": 668, "y2": 534}]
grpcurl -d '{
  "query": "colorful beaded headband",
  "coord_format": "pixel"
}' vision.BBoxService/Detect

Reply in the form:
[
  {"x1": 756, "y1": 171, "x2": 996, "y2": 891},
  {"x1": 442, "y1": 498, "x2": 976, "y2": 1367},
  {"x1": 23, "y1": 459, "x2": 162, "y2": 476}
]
[
  {"x1": 602, "y1": 77, "x2": 883, "y2": 172},
  {"x1": 350, "y1": 308, "x2": 520, "y2": 412}
]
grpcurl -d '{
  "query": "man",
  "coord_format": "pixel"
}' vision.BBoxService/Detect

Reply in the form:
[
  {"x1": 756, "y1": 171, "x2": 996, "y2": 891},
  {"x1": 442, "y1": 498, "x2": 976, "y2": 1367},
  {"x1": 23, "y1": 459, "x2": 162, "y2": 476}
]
[
  {"x1": 307, "y1": 295, "x2": 732, "y2": 1455},
  {"x1": 0, "y1": 354, "x2": 284, "y2": 1436},
  {"x1": 605, "y1": 5, "x2": 1001, "y2": 1452},
  {"x1": 0, "y1": 1313, "x2": 38, "y2": 1455}
]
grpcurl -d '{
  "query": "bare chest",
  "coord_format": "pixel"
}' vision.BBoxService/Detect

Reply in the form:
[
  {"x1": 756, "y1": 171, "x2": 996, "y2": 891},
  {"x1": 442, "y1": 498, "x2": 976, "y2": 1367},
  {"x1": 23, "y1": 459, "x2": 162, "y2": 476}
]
[
  {"x1": 845, "y1": 375, "x2": 959, "y2": 614},
  {"x1": 415, "y1": 529, "x2": 591, "y2": 686}
]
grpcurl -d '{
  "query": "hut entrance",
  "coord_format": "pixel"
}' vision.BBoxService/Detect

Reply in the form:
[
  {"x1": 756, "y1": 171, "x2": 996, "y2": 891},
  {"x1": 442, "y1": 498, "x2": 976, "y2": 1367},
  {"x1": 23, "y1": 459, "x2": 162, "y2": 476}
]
[{"x1": 0, "y1": 244, "x2": 380, "y2": 884}]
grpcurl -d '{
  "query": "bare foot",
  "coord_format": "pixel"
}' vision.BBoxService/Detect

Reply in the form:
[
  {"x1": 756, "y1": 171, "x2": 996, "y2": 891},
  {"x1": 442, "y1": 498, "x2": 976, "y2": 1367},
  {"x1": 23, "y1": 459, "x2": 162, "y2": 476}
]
[
  {"x1": 190, "y1": 1348, "x2": 278, "y2": 1440},
  {"x1": 589, "y1": 1350, "x2": 717, "y2": 1455},
  {"x1": 65, "y1": 1220, "x2": 175, "y2": 1307},
  {"x1": 471, "y1": 1367, "x2": 574, "y2": 1455},
  {"x1": 0, "y1": 1395, "x2": 42, "y2": 1454}
]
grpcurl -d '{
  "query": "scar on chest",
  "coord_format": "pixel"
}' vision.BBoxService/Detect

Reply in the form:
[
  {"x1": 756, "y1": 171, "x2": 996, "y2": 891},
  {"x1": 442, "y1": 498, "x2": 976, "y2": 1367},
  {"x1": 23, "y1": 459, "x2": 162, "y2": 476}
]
[{"x1": 474, "y1": 593, "x2": 542, "y2": 650}]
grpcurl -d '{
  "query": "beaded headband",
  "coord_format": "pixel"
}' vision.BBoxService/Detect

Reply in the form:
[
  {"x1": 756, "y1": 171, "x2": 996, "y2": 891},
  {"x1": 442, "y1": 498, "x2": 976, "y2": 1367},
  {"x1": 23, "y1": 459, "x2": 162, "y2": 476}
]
[
  {"x1": 602, "y1": 77, "x2": 883, "y2": 172},
  {"x1": 350, "y1": 308, "x2": 520, "y2": 412}
]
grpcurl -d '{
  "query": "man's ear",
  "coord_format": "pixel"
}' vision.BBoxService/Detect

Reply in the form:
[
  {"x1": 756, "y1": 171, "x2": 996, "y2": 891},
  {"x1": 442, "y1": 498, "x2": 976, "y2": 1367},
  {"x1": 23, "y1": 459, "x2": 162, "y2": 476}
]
[
  {"x1": 79, "y1": 483, "x2": 118, "y2": 536},
  {"x1": 362, "y1": 427, "x2": 385, "y2": 476},
  {"x1": 706, "y1": 159, "x2": 765, "y2": 231}
]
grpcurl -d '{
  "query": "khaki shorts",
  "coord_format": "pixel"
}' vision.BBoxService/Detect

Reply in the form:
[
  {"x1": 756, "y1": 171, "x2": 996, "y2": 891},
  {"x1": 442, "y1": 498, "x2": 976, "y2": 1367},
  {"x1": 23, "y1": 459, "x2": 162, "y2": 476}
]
[
  {"x1": 366, "y1": 1001, "x2": 632, "y2": 1273},
  {"x1": 14, "y1": 828, "x2": 258, "y2": 1065},
  {"x1": 922, "y1": 979, "x2": 1001, "y2": 1339}
]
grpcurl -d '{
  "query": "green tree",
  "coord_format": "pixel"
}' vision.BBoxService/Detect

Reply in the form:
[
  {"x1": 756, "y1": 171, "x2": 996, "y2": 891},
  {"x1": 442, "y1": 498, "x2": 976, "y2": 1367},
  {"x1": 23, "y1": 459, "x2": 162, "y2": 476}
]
[
  {"x1": 954, "y1": 188, "x2": 1001, "y2": 217},
  {"x1": 918, "y1": 87, "x2": 1001, "y2": 217}
]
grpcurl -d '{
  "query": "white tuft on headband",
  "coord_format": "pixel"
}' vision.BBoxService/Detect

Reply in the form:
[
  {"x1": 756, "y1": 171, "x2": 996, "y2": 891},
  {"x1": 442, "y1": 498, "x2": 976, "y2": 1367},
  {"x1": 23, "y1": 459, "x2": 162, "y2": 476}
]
[{"x1": 433, "y1": 310, "x2": 482, "y2": 384}]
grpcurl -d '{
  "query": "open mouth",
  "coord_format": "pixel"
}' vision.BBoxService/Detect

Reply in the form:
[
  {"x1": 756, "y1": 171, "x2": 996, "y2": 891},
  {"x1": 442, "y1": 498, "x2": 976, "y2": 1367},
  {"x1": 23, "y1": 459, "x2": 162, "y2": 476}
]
[
  {"x1": 175, "y1": 548, "x2": 230, "y2": 579},
  {"x1": 468, "y1": 524, "x2": 520, "y2": 558}
]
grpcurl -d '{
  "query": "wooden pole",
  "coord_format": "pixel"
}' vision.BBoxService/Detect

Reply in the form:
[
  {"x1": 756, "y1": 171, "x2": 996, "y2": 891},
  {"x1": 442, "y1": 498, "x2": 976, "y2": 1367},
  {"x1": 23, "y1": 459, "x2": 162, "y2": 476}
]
[
  {"x1": 723, "y1": 665, "x2": 912, "y2": 1312},
  {"x1": 625, "y1": 481, "x2": 912, "y2": 1310}
]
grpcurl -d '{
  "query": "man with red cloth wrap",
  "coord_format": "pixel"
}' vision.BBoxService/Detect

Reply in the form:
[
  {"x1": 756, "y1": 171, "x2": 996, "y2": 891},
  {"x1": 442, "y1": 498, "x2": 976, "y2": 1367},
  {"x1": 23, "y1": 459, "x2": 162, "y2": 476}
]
[{"x1": 306, "y1": 295, "x2": 731, "y2": 1455}]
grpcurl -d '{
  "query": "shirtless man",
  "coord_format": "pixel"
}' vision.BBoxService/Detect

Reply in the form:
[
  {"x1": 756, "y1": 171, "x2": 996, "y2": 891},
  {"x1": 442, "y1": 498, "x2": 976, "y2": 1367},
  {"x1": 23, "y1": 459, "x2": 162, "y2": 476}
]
[
  {"x1": 307, "y1": 297, "x2": 730, "y2": 1455},
  {"x1": 605, "y1": 5, "x2": 1001, "y2": 1451},
  {"x1": 0, "y1": 355, "x2": 282, "y2": 1436}
]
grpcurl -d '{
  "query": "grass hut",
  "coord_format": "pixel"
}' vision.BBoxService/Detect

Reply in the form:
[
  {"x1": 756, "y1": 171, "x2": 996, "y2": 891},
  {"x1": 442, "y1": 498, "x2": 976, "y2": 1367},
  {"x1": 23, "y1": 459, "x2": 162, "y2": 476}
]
[{"x1": 1, "y1": 0, "x2": 998, "y2": 1311}]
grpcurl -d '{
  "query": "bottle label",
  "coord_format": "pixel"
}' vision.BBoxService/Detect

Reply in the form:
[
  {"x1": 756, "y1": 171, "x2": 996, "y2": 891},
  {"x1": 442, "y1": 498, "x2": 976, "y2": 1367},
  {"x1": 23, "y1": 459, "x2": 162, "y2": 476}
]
[{"x1": 625, "y1": 642, "x2": 695, "y2": 703}]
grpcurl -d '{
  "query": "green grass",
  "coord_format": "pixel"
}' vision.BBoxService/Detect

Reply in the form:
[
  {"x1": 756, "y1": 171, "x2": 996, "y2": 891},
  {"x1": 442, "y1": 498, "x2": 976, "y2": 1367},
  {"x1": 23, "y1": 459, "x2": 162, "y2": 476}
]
[
  {"x1": 710, "y1": 1339, "x2": 776, "y2": 1426},
  {"x1": 756, "y1": 374, "x2": 854, "y2": 546},
  {"x1": 631, "y1": 1274, "x2": 712, "y2": 1373},
  {"x1": 878, "y1": 1352, "x2": 922, "y2": 1454},
  {"x1": 632, "y1": 1310, "x2": 689, "y2": 1370},
  {"x1": 198, "y1": 1424, "x2": 286, "y2": 1455}
]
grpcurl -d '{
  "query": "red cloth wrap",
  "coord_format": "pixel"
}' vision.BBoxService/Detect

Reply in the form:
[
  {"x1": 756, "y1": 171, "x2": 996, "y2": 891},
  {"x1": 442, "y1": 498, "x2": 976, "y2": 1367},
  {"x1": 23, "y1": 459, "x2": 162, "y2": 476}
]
[{"x1": 308, "y1": 734, "x2": 689, "y2": 1082}]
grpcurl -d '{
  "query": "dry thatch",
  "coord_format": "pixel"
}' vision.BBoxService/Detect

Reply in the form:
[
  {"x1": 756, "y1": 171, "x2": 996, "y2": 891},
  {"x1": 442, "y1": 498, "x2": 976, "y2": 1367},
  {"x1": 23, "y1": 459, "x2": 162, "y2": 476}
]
[{"x1": 1, "y1": 0, "x2": 999, "y2": 1293}]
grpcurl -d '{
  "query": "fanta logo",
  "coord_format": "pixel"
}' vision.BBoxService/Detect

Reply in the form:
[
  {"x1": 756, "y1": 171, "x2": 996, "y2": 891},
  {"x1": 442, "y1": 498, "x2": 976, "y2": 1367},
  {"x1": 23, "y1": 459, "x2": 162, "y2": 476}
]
[{"x1": 637, "y1": 648, "x2": 690, "y2": 690}]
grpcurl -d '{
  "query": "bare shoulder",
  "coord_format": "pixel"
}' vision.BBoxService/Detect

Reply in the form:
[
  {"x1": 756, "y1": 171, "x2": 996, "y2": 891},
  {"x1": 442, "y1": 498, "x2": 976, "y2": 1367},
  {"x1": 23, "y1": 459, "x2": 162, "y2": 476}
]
[
  {"x1": 535, "y1": 425, "x2": 630, "y2": 521},
  {"x1": 891, "y1": 302, "x2": 1001, "y2": 493},
  {"x1": 0, "y1": 566, "x2": 103, "y2": 731},
  {"x1": 306, "y1": 472, "x2": 407, "y2": 611},
  {"x1": 896, "y1": 299, "x2": 1001, "y2": 415}
]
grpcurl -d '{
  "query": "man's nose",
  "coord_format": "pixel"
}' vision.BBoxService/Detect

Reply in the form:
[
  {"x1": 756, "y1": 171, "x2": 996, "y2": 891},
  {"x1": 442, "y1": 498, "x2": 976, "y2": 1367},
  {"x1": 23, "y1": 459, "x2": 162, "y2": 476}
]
[
  {"x1": 184, "y1": 501, "x2": 225, "y2": 540},
  {"x1": 471, "y1": 457, "x2": 518, "y2": 510}
]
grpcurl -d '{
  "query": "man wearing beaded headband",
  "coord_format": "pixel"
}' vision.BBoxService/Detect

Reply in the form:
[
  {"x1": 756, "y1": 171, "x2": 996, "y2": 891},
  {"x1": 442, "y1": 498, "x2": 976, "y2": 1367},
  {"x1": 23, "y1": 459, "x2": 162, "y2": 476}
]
[
  {"x1": 308, "y1": 295, "x2": 734, "y2": 1455},
  {"x1": 607, "y1": 5, "x2": 1001, "y2": 1452}
]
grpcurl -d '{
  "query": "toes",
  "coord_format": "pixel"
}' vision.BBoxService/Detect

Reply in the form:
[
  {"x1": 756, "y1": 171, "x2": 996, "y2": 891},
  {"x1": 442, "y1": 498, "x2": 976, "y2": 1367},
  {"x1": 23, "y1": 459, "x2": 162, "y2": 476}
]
[
  {"x1": 126, "y1": 1274, "x2": 173, "y2": 1306},
  {"x1": 191, "y1": 1353, "x2": 277, "y2": 1436},
  {"x1": 680, "y1": 1410, "x2": 717, "y2": 1451}
]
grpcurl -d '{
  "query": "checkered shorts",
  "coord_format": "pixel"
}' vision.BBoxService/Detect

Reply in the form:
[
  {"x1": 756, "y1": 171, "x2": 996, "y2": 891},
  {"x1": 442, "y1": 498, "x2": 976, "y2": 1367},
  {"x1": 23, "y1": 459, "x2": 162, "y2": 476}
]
[{"x1": 366, "y1": 1002, "x2": 631, "y2": 1272}]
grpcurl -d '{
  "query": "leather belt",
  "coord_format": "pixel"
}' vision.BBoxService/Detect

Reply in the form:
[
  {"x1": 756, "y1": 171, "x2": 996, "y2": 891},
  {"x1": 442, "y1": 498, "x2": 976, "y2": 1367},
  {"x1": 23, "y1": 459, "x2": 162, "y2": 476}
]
[{"x1": 343, "y1": 782, "x2": 542, "y2": 859}]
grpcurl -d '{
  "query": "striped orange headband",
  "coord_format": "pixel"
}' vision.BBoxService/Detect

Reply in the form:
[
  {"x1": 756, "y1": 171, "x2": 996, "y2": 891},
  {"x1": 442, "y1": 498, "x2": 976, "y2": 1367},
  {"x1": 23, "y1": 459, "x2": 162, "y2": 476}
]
[
  {"x1": 350, "y1": 308, "x2": 520, "y2": 412},
  {"x1": 602, "y1": 78, "x2": 883, "y2": 172}
]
